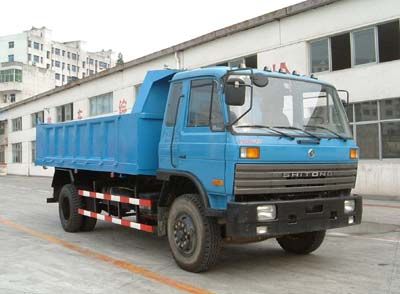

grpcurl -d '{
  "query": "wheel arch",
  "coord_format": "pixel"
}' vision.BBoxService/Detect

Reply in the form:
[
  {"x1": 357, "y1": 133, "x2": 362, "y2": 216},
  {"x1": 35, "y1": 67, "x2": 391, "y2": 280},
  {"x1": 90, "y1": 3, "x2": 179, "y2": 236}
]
[{"x1": 157, "y1": 169, "x2": 210, "y2": 209}]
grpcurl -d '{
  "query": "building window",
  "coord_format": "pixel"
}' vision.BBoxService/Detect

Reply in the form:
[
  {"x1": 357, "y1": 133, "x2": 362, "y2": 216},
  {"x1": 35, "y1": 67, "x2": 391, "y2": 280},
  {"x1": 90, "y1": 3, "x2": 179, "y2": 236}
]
[
  {"x1": 8, "y1": 41, "x2": 14, "y2": 49},
  {"x1": 11, "y1": 117, "x2": 22, "y2": 132},
  {"x1": 71, "y1": 65, "x2": 77, "y2": 72},
  {"x1": 62, "y1": 62, "x2": 65, "y2": 69},
  {"x1": 0, "y1": 121, "x2": 6, "y2": 135},
  {"x1": 31, "y1": 141, "x2": 36, "y2": 163},
  {"x1": 12, "y1": 143, "x2": 22, "y2": 163},
  {"x1": 352, "y1": 28, "x2": 377, "y2": 66},
  {"x1": 331, "y1": 33, "x2": 351, "y2": 71},
  {"x1": 62, "y1": 75, "x2": 65, "y2": 83},
  {"x1": 28, "y1": 54, "x2": 32, "y2": 61},
  {"x1": 55, "y1": 73, "x2": 60, "y2": 80},
  {"x1": 378, "y1": 21, "x2": 400, "y2": 63},
  {"x1": 55, "y1": 61, "x2": 60, "y2": 68},
  {"x1": 10, "y1": 94, "x2": 16, "y2": 103},
  {"x1": 0, "y1": 145, "x2": 5, "y2": 164},
  {"x1": 349, "y1": 97, "x2": 400, "y2": 159},
  {"x1": 34, "y1": 42, "x2": 40, "y2": 50},
  {"x1": 89, "y1": 58, "x2": 94, "y2": 65},
  {"x1": 67, "y1": 64, "x2": 70, "y2": 70},
  {"x1": 55, "y1": 48, "x2": 60, "y2": 55},
  {"x1": 46, "y1": 64, "x2": 50, "y2": 69},
  {"x1": 40, "y1": 44, "x2": 43, "y2": 51},
  {"x1": 62, "y1": 50, "x2": 65, "y2": 57},
  {"x1": 40, "y1": 57, "x2": 43, "y2": 63},
  {"x1": 89, "y1": 70, "x2": 94, "y2": 75},
  {"x1": 0, "y1": 69, "x2": 22, "y2": 83},
  {"x1": 28, "y1": 40, "x2": 32, "y2": 48},
  {"x1": 355, "y1": 101, "x2": 378, "y2": 122},
  {"x1": 310, "y1": 20, "x2": 400, "y2": 73},
  {"x1": 67, "y1": 52, "x2": 70, "y2": 58},
  {"x1": 71, "y1": 53, "x2": 77, "y2": 60},
  {"x1": 89, "y1": 93, "x2": 113, "y2": 116},
  {"x1": 310, "y1": 39, "x2": 330, "y2": 73},
  {"x1": 46, "y1": 51, "x2": 50, "y2": 59},
  {"x1": 82, "y1": 61, "x2": 86, "y2": 68},
  {"x1": 31, "y1": 111, "x2": 44, "y2": 128},
  {"x1": 56, "y1": 103, "x2": 73, "y2": 122},
  {"x1": 8, "y1": 55, "x2": 14, "y2": 62},
  {"x1": 33, "y1": 55, "x2": 40, "y2": 63}
]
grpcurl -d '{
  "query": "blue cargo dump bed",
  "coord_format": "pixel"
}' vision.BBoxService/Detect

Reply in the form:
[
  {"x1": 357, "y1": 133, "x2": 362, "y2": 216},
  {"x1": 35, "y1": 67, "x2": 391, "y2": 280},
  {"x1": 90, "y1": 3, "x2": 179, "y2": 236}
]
[{"x1": 36, "y1": 69, "x2": 178, "y2": 175}]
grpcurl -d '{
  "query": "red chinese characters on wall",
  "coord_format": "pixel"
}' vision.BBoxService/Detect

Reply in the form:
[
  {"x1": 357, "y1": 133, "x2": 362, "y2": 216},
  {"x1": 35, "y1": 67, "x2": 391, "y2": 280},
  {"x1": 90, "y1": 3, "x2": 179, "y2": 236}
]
[{"x1": 119, "y1": 99, "x2": 127, "y2": 114}]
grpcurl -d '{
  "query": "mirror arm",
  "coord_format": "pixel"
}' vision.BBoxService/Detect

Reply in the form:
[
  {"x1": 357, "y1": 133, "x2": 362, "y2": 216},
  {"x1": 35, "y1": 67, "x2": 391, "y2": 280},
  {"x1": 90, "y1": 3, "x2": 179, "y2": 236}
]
[{"x1": 226, "y1": 85, "x2": 254, "y2": 128}]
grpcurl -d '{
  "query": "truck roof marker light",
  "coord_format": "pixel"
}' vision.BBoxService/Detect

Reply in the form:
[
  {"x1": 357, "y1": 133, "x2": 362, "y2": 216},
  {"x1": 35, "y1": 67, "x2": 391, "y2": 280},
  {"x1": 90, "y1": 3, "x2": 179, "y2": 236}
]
[
  {"x1": 263, "y1": 66, "x2": 271, "y2": 72},
  {"x1": 240, "y1": 147, "x2": 260, "y2": 159},
  {"x1": 350, "y1": 148, "x2": 358, "y2": 160}
]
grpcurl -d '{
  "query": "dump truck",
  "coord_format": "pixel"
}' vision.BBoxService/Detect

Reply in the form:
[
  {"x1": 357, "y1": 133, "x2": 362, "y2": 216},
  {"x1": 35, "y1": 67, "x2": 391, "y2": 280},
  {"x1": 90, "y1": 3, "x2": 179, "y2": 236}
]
[{"x1": 36, "y1": 67, "x2": 362, "y2": 272}]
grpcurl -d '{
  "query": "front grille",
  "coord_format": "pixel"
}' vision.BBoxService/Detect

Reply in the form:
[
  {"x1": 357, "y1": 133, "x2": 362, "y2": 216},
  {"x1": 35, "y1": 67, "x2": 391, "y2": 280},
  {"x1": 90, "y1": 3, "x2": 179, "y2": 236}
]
[{"x1": 234, "y1": 163, "x2": 357, "y2": 195}]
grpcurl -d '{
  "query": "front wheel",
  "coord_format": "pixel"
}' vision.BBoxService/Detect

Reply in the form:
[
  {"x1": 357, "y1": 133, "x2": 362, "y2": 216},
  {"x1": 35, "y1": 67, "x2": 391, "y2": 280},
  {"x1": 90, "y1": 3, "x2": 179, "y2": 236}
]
[
  {"x1": 167, "y1": 194, "x2": 221, "y2": 272},
  {"x1": 276, "y1": 230, "x2": 326, "y2": 254}
]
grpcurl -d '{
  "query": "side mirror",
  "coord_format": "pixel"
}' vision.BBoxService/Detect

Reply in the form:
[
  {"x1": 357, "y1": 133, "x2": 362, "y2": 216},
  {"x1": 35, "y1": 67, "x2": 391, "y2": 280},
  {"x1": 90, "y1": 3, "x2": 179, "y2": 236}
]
[
  {"x1": 337, "y1": 90, "x2": 349, "y2": 107},
  {"x1": 224, "y1": 77, "x2": 246, "y2": 106},
  {"x1": 251, "y1": 73, "x2": 269, "y2": 87}
]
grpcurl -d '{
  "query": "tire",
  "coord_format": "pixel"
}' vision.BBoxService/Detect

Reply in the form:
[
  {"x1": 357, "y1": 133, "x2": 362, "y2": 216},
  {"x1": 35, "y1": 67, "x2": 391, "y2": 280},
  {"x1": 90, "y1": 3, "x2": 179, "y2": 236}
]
[
  {"x1": 167, "y1": 194, "x2": 221, "y2": 272},
  {"x1": 80, "y1": 197, "x2": 97, "y2": 232},
  {"x1": 276, "y1": 230, "x2": 326, "y2": 254},
  {"x1": 58, "y1": 184, "x2": 83, "y2": 232}
]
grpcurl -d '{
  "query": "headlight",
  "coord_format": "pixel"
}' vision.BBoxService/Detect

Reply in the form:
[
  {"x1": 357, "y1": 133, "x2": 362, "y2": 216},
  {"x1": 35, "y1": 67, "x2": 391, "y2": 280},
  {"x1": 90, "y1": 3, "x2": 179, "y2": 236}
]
[
  {"x1": 344, "y1": 200, "x2": 355, "y2": 213},
  {"x1": 240, "y1": 147, "x2": 260, "y2": 159},
  {"x1": 257, "y1": 205, "x2": 276, "y2": 221}
]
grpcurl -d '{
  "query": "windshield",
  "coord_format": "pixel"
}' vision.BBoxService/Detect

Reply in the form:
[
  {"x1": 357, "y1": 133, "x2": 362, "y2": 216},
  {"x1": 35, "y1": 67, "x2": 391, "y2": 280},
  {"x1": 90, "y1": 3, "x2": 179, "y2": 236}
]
[{"x1": 229, "y1": 75, "x2": 352, "y2": 139}]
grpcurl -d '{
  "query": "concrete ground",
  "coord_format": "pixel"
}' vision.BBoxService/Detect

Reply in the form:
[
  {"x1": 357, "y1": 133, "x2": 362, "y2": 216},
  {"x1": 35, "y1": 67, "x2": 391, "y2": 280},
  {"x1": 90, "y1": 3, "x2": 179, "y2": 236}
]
[{"x1": 0, "y1": 175, "x2": 399, "y2": 294}]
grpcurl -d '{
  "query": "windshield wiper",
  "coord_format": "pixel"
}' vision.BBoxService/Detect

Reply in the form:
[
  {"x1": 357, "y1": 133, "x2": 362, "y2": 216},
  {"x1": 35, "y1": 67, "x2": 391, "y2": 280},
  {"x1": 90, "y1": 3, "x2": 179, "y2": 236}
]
[
  {"x1": 274, "y1": 126, "x2": 321, "y2": 140},
  {"x1": 235, "y1": 125, "x2": 295, "y2": 140},
  {"x1": 304, "y1": 125, "x2": 347, "y2": 141}
]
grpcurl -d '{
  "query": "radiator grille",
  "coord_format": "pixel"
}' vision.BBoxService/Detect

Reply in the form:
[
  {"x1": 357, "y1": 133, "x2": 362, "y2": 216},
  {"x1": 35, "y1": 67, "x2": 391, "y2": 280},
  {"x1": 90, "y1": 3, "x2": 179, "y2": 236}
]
[{"x1": 234, "y1": 163, "x2": 357, "y2": 195}]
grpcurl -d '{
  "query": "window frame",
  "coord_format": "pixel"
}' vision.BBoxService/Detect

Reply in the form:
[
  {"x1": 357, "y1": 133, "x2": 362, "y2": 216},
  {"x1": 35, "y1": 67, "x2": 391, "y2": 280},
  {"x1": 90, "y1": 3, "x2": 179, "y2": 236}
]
[
  {"x1": 186, "y1": 78, "x2": 224, "y2": 131},
  {"x1": 309, "y1": 19, "x2": 400, "y2": 74},
  {"x1": 89, "y1": 93, "x2": 113, "y2": 117},
  {"x1": 11, "y1": 117, "x2": 22, "y2": 132},
  {"x1": 12, "y1": 143, "x2": 22, "y2": 163},
  {"x1": 351, "y1": 26, "x2": 379, "y2": 68},
  {"x1": 348, "y1": 97, "x2": 400, "y2": 160}
]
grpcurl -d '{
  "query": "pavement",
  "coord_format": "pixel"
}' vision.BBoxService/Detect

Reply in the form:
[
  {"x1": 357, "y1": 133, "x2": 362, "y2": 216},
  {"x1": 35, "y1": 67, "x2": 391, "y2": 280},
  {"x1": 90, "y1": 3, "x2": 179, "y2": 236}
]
[{"x1": 0, "y1": 175, "x2": 399, "y2": 294}]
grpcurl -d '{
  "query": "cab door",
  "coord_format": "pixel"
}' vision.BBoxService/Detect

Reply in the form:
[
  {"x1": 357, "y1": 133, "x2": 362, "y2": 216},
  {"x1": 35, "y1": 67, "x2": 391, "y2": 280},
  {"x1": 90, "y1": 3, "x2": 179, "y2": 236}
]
[{"x1": 175, "y1": 78, "x2": 227, "y2": 199}]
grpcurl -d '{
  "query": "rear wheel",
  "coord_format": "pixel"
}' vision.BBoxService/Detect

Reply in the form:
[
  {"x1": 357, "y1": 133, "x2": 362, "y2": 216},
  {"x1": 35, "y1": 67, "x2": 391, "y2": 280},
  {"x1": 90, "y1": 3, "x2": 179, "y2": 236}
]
[
  {"x1": 167, "y1": 194, "x2": 221, "y2": 272},
  {"x1": 276, "y1": 230, "x2": 326, "y2": 254},
  {"x1": 58, "y1": 184, "x2": 83, "y2": 232}
]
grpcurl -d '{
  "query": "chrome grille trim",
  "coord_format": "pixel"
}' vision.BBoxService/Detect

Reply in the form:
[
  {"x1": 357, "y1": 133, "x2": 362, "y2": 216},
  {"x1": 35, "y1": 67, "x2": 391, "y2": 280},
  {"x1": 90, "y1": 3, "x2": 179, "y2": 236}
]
[{"x1": 234, "y1": 163, "x2": 357, "y2": 195}]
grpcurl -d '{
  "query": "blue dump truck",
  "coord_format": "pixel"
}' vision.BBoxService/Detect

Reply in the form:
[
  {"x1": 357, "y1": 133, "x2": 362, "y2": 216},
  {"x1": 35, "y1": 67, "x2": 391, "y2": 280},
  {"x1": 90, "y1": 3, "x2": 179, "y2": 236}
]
[{"x1": 36, "y1": 67, "x2": 362, "y2": 272}]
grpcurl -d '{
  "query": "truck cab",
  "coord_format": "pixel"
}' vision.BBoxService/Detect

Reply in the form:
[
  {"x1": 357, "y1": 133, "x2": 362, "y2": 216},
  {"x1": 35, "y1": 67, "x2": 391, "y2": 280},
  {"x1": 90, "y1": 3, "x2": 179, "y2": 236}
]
[{"x1": 157, "y1": 67, "x2": 361, "y2": 267}]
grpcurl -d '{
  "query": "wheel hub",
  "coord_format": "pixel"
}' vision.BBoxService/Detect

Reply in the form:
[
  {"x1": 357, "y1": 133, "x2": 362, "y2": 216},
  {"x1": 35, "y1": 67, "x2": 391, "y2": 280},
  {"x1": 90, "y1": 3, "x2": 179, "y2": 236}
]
[{"x1": 173, "y1": 214, "x2": 196, "y2": 256}]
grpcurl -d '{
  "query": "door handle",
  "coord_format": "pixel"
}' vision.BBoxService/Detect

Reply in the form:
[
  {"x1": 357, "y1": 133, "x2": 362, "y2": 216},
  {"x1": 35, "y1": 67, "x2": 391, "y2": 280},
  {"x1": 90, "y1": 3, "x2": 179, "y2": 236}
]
[{"x1": 178, "y1": 154, "x2": 187, "y2": 159}]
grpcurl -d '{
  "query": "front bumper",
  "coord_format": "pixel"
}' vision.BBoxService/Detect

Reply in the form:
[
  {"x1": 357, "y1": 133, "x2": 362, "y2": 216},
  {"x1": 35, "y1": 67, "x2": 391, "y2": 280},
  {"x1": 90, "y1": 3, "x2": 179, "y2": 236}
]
[{"x1": 226, "y1": 195, "x2": 362, "y2": 239}]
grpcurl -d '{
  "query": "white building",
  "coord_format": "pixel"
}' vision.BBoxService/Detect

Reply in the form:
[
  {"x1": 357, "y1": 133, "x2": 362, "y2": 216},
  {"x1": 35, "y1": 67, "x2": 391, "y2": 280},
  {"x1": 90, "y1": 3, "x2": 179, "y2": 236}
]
[
  {"x1": 0, "y1": 27, "x2": 114, "y2": 106},
  {"x1": 0, "y1": 0, "x2": 399, "y2": 197}
]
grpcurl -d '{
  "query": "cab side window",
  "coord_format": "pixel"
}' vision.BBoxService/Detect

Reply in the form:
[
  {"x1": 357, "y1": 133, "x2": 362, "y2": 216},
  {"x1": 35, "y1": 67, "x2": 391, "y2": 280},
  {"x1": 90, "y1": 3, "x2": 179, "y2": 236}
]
[
  {"x1": 188, "y1": 79, "x2": 224, "y2": 130},
  {"x1": 165, "y1": 82, "x2": 183, "y2": 127}
]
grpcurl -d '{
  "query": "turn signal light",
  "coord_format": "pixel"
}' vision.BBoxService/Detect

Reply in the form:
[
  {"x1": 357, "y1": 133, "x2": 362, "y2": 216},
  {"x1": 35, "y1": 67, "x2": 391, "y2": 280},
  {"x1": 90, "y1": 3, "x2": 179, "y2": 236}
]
[
  {"x1": 350, "y1": 148, "x2": 358, "y2": 159},
  {"x1": 240, "y1": 147, "x2": 260, "y2": 159}
]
